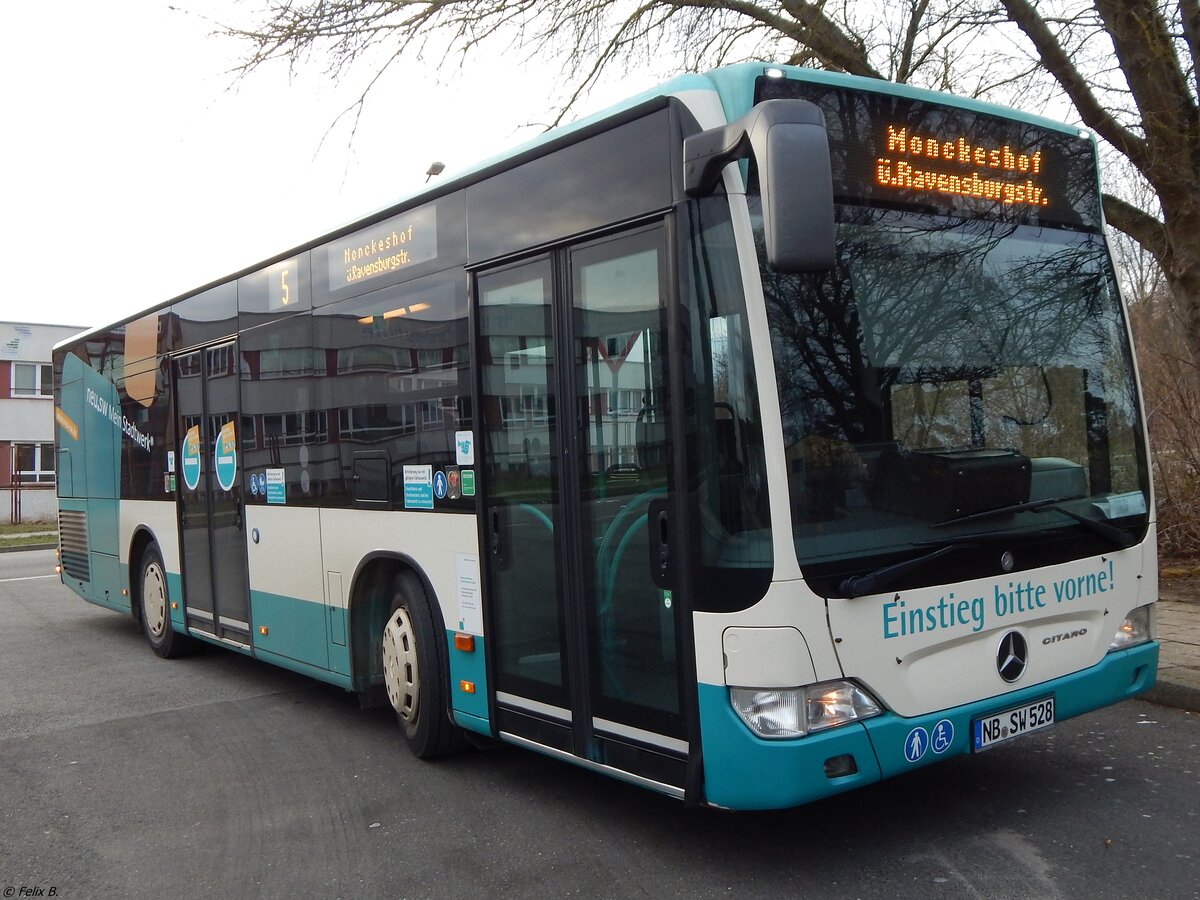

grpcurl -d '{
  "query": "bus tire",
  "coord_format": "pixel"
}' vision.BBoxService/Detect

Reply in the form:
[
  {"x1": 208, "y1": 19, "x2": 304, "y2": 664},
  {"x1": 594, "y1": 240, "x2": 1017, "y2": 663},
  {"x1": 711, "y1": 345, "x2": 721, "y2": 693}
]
[
  {"x1": 381, "y1": 573, "x2": 468, "y2": 759},
  {"x1": 138, "y1": 544, "x2": 193, "y2": 659}
]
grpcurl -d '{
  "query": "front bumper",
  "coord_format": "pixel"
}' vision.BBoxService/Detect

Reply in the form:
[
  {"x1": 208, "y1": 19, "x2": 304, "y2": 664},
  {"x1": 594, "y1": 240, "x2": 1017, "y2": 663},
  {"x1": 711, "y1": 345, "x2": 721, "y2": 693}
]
[{"x1": 698, "y1": 641, "x2": 1158, "y2": 810}]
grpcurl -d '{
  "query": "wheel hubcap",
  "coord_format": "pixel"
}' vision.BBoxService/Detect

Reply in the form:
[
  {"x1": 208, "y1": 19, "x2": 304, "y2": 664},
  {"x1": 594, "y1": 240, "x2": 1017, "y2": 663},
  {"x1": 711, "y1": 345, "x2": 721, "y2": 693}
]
[
  {"x1": 142, "y1": 562, "x2": 167, "y2": 638},
  {"x1": 382, "y1": 607, "x2": 420, "y2": 724}
]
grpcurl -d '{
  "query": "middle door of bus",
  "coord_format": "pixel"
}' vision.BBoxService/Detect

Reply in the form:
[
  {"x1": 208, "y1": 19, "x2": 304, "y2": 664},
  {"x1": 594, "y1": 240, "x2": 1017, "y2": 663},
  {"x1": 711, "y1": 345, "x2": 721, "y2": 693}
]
[
  {"x1": 477, "y1": 223, "x2": 687, "y2": 786},
  {"x1": 174, "y1": 341, "x2": 251, "y2": 644}
]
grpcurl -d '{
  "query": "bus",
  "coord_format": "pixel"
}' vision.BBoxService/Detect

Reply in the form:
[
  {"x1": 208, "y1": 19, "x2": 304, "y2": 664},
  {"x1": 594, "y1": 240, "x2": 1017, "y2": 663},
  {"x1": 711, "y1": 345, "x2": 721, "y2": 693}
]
[{"x1": 53, "y1": 62, "x2": 1158, "y2": 810}]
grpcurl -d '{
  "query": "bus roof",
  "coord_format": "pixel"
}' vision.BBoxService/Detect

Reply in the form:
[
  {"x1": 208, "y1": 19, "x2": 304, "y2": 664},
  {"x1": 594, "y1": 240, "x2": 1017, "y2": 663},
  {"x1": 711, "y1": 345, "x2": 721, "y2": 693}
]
[{"x1": 56, "y1": 63, "x2": 1090, "y2": 353}]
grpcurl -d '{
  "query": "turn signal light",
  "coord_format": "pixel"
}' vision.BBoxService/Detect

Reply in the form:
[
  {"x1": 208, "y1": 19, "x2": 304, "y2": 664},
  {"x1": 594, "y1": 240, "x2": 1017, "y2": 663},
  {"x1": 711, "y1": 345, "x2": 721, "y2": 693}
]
[
  {"x1": 454, "y1": 633, "x2": 475, "y2": 652},
  {"x1": 259, "y1": 625, "x2": 269, "y2": 636},
  {"x1": 459, "y1": 680, "x2": 476, "y2": 694}
]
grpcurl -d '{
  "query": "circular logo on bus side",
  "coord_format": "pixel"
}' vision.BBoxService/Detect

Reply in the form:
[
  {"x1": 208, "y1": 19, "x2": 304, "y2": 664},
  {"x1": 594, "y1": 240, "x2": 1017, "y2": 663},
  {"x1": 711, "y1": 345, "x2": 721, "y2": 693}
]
[
  {"x1": 214, "y1": 420, "x2": 238, "y2": 492},
  {"x1": 181, "y1": 425, "x2": 202, "y2": 492}
]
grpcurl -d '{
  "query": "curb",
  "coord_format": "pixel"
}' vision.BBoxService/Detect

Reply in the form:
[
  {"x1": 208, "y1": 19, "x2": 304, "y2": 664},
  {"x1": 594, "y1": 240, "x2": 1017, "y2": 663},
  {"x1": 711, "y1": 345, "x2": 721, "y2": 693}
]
[
  {"x1": 0, "y1": 542, "x2": 57, "y2": 554},
  {"x1": 1143, "y1": 679, "x2": 1200, "y2": 714}
]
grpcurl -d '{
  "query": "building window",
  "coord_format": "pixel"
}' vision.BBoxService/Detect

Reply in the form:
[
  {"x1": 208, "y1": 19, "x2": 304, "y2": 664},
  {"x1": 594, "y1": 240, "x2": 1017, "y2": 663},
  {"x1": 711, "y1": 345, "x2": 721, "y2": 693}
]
[
  {"x1": 420, "y1": 399, "x2": 445, "y2": 427},
  {"x1": 12, "y1": 363, "x2": 52, "y2": 397},
  {"x1": 263, "y1": 411, "x2": 328, "y2": 447},
  {"x1": 13, "y1": 443, "x2": 55, "y2": 483}
]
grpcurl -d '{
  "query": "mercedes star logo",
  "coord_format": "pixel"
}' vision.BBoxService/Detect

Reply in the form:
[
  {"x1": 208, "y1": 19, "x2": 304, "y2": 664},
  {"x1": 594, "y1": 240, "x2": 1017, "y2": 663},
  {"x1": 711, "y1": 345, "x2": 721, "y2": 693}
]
[{"x1": 997, "y1": 631, "x2": 1028, "y2": 683}]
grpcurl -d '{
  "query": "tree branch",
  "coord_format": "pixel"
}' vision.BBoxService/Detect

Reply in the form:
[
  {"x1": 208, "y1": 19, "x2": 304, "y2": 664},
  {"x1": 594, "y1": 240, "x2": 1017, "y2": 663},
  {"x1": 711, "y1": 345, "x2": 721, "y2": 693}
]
[
  {"x1": 997, "y1": 0, "x2": 1151, "y2": 174},
  {"x1": 1103, "y1": 192, "x2": 1169, "y2": 262},
  {"x1": 1178, "y1": 0, "x2": 1200, "y2": 94},
  {"x1": 778, "y1": 0, "x2": 883, "y2": 77},
  {"x1": 1093, "y1": 0, "x2": 1199, "y2": 179}
]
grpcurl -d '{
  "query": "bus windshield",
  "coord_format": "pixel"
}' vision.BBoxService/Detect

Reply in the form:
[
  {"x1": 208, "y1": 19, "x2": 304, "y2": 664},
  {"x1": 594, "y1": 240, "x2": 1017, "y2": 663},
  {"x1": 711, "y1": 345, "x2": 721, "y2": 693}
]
[{"x1": 761, "y1": 206, "x2": 1150, "y2": 593}]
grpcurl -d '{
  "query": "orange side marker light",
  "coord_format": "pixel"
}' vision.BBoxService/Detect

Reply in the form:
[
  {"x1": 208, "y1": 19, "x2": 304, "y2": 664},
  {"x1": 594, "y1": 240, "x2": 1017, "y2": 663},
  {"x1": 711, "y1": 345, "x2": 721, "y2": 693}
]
[{"x1": 454, "y1": 633, "x2": 475, "y2": 652}]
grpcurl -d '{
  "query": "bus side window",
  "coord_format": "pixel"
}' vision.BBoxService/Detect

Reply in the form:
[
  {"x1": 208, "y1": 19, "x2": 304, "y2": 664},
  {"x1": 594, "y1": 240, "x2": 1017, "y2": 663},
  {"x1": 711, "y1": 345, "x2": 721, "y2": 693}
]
[{"x1": 682, "y1": 197, "x2": 774, "y2": 615}]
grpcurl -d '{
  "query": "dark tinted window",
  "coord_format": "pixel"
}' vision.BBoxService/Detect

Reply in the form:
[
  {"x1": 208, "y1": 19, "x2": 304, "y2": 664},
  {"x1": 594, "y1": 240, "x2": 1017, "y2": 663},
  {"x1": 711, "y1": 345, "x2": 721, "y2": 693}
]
[
  {"x1": 313, "y1": 268, "x2": 472, "y2": 510},
  {"x1": 239, "y1": 313, "x2": 325, "y2": 507},
  {"x1": 173, "y1": 282, "x2": 238, "y2": 350},
  {"x1": 467, "y1": 107, "x2": 673, "y2": 263}
]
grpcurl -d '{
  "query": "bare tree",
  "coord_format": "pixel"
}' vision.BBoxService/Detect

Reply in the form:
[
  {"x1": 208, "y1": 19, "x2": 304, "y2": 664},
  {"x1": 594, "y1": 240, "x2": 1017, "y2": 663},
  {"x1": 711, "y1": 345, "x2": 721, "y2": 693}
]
[{"x1": 222, "y1": 1, "x2": 1200, "y2": 360}]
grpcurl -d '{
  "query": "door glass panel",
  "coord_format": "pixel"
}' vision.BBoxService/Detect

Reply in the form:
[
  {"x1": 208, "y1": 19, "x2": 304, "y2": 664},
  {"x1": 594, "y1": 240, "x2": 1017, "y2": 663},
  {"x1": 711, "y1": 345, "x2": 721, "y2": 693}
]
[
  {"x1": 478, "y1": 260, "x2": 565, "y2": 705},
  {"x1": 205, "y1": 342, "x2": 249, "y2": 628},
  {"x1": 573, "y1": 230, "x2": 680, "y2": 730},
  {"x1": 176, "y1": 351, "x2": 213, "y2": 618}
]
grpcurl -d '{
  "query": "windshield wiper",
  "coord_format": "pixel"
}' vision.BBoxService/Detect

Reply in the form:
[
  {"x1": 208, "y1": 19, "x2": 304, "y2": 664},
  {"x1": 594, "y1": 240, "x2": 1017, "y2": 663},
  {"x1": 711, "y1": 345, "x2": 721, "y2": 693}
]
[
  {"x1": 933, "y1": 496, "x2": 1076, "y2": 528},
  {"x1": 838, "y1": 525, "x2": 1088, "y2": 599},
  {"x1": 1037, "y1": 505, "x2": 1136, "y2": 549},
  {"x1": 934, "y1": 495, "x2": 1134, "y2": 549},
  {"x1": 839, "y1": 543, "x2": 970, "y2": 598}
]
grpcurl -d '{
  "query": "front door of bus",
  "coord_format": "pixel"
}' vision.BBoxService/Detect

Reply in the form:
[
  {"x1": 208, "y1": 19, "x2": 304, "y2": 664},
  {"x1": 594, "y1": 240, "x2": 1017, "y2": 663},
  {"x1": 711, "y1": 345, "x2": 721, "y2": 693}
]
[
  {"x1": 174, "y1": 342, "x2": 251, "y2": 643},
  {"x1": 478, "y1": 224, "x2": 686, "y2": 785}
]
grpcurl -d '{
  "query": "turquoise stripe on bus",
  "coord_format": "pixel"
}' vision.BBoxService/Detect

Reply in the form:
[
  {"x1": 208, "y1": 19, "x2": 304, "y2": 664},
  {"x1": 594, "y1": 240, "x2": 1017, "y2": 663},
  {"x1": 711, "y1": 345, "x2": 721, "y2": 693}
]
[
  {"x1": 254, "y1": 647, "x2": 354, "y2": 691},
  {"x1": 704, "y1": 63, "x2": 1087, "y2": 139},
  {"x1": 250, "y1": 589, "x2": 330, "y2": 670},
  {"x1": 447, "y1": 630, "x2": 490, "y2": 733},
  {"x1": 862, "y1": 641, "x2": 1159, "y2": 781},
  {"x1": 697, "y1": 682, "x2": 882, "y2": 810},
  {"x1": 452, "y1": 710, "x2": 492, "y2": 737},
  {"x1": 697, "y1": 641, "x2": 1157, "y2": 810},
  {"x1": 167, "y1": 572, "x2": 185, "y2": 628},
  {"x1": 248, "y1": 589, "x2": 351, "y2": 676}
]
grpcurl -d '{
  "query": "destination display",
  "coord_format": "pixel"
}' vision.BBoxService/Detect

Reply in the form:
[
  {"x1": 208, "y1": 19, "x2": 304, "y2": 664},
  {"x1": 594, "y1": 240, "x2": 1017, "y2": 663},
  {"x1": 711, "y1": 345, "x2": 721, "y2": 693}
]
[
  {"x1": 326, "y1": 203, "x2": 438, "y2": 292},
  {"x1": 756, "y1": 76, "x2": 1101, "y2": 229}
]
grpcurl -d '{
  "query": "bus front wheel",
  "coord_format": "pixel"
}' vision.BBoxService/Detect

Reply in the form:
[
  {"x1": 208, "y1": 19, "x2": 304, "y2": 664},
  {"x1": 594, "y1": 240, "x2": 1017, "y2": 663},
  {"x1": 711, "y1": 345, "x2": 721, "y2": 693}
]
[
  {"x1": 138, "y1": 544, "x2": 193, "y2": 659},
  {"x1": 381, "y1": 574, "x2": 467, "y2": 759}
]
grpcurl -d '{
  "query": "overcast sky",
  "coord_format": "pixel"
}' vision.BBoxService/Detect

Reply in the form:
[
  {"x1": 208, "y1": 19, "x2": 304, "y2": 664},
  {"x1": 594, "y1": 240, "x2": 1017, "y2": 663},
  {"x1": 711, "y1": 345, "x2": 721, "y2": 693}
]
[{"x1": 0, "y1": 0, "x2": 652, "y2": 332}]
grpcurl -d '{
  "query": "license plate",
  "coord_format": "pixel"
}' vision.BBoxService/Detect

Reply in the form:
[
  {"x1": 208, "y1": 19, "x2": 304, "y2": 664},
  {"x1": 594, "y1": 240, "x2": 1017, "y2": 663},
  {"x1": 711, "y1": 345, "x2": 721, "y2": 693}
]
[{"x1": 972, "y1": 697, "x2": 1055, "y2": 751}]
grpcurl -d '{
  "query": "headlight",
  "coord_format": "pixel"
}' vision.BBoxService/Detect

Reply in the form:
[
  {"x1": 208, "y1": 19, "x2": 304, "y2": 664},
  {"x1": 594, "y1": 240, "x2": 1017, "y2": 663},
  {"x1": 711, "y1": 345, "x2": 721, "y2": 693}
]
[
  {"x1": 1108, "y1": 605, "x2": 1152, "y2": 650},
  {"x1": 730, "y1": 681, "x2": 882, "y2": 740}
]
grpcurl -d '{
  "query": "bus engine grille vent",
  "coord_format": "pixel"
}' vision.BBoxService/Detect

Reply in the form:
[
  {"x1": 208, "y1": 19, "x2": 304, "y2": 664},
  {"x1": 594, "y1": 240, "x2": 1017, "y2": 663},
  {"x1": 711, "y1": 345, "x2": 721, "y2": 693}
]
[{"x1": 58, "y1": 509, "x2": 90, "y2": 582}]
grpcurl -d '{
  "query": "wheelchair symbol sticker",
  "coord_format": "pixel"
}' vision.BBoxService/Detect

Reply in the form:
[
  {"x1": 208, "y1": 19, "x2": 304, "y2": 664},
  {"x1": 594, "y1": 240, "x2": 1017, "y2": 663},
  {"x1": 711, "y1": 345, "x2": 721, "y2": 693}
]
[{"x1": 931, "y1": 719, "x2": 954, "y2": 754}]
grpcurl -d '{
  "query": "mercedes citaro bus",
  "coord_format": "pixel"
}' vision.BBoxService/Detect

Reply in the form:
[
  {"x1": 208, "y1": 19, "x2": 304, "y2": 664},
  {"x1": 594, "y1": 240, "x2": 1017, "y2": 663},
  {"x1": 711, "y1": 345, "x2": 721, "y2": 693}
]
[{"x1": 54, "y1": 63, "x2": 1157, "y2": 810}]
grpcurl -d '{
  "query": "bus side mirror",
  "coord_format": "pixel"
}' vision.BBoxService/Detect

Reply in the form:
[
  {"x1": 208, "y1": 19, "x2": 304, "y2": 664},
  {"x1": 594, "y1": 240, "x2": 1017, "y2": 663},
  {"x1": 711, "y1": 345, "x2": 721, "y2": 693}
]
[{"x1": 683, "y1": 99, "x2": 835, "y2": 273}]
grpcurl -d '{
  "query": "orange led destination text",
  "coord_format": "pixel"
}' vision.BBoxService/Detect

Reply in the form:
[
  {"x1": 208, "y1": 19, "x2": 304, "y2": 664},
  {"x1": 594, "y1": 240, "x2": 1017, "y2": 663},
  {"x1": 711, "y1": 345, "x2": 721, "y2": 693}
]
[
  {"x1": 875, "y1": 124, "x2": 1050, "y2": 208},
  {"x1": 342, "y1": 224, "x2": 419, "y2": 285}
]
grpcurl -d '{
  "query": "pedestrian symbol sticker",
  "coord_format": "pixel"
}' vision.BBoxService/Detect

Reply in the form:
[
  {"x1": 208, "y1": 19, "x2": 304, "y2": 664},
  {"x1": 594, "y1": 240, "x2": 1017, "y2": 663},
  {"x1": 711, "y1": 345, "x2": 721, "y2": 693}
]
[
  {"x1": 433, "y1": 470, "x2": 448, "y2": 500},
  {"x1": 931, "y1": 719, "x2": 954, "y2": 754},
  {"x1": 904, "y1": 726, "x2": 929, "y2": 763}
]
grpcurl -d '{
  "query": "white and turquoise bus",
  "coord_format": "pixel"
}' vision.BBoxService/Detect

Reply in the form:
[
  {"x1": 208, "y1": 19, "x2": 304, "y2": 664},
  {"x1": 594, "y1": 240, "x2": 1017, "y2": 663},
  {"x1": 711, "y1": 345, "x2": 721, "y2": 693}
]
[{"x1": 54, "y1": 63, "x2": 1158, "y2": 810}]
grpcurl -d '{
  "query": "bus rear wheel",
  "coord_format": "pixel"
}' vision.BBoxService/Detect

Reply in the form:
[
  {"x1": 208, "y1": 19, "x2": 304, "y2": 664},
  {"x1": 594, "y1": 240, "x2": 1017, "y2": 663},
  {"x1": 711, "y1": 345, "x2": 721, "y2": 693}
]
[
  {"x1": 381, "y1": 573, "x2": 467, "y2": 759},
  {"x1": 138, "y1": 544, "x2": 193, "y2": 659}
]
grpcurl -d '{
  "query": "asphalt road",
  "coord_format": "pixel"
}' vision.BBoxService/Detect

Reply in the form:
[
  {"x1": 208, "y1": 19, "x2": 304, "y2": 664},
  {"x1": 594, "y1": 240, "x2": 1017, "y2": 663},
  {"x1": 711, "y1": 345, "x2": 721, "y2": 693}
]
[{"x1": 1, "y1": 549, "x2": 1197, "y2": 899}]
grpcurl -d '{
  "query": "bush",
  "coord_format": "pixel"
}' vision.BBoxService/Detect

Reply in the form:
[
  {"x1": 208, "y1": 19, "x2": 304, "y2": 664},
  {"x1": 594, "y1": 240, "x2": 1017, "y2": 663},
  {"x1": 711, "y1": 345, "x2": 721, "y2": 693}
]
[{"x1": 1128, "y1": 296, "x2": 1200, "y2": 559}]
